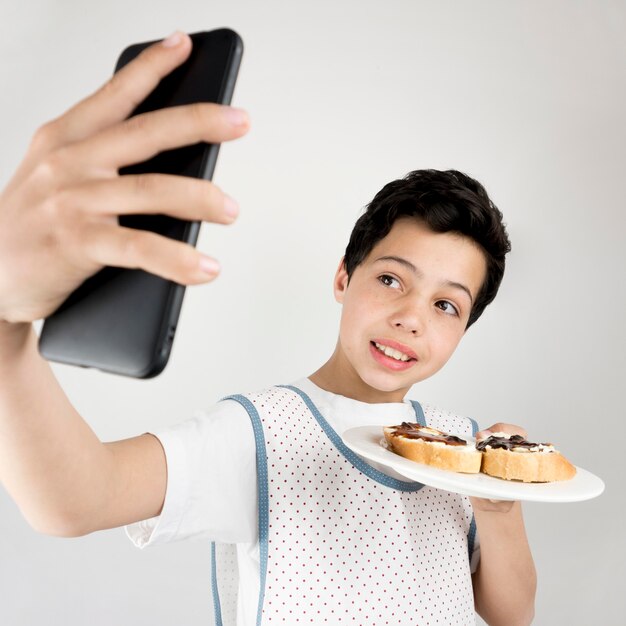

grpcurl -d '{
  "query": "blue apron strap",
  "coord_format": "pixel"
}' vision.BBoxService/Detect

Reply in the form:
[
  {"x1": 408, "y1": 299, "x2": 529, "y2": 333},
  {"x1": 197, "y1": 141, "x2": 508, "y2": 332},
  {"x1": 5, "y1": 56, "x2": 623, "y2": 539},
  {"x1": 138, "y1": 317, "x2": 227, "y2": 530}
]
[
  {"x1": 221, "y1": 394, "x2": 269, "y2": 626},
  {"x1": 409, "y1": 399, "x2": 428, "y2": 426},
  {"x1": 210, "y1": 542, "x2": 224, "y2": 626}
]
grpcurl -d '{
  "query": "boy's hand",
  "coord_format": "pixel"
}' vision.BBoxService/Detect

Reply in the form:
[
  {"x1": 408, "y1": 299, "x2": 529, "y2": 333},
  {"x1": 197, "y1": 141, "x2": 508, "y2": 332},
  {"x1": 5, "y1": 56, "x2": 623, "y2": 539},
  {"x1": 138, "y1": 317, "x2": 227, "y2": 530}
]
[
  {"x1": 471, "y1": 422, "x2": 527, "y2": 513},
  {"x1": 0, "y1": 31, "x2": 249, "y2": 325}
]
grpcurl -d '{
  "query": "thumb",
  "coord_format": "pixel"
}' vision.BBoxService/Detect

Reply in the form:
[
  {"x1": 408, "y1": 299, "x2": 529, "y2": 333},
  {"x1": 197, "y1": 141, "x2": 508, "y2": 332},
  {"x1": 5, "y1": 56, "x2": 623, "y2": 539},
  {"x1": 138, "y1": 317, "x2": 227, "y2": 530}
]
[{"x1": 475, "y1": 429, "x2": 492, "y2": 441}]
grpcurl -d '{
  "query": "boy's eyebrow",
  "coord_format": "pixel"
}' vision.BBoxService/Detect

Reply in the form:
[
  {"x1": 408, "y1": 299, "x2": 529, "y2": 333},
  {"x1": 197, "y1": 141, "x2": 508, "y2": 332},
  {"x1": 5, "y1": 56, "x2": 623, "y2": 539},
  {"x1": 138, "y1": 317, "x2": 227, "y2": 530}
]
[{"x1": 374, "y1": 255, "x2": 474, "y2": 304}]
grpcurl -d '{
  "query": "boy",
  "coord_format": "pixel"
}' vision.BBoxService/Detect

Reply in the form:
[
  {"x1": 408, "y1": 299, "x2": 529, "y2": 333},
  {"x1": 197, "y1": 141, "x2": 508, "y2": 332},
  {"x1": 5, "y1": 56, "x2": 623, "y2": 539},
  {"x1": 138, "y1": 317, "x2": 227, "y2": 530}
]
[{"x1": 0, "y1": 31, "x2": 535, "y2": 625}]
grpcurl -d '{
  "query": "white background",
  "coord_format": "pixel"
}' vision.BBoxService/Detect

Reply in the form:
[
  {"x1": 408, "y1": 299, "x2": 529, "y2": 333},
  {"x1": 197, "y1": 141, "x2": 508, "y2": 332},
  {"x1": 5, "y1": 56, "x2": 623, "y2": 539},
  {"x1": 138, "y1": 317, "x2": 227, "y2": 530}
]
[{"x1": 0, "y1": 1, "x2": 624, "y2": 624}]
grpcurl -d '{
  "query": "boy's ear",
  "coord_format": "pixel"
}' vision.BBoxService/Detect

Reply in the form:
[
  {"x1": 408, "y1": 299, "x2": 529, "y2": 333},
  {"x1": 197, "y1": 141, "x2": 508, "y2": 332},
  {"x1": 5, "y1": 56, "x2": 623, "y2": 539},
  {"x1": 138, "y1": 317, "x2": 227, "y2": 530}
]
[{"x1": 333, "y1": 258, "x2": 349, "y2": 304}]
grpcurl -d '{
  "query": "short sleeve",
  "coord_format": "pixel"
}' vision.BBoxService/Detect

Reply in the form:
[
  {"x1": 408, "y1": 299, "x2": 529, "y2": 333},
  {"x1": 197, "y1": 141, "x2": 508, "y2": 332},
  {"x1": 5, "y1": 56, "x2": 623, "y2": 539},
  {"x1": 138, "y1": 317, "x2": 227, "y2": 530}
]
[{"x1": 125, "y1": 398, "x2": 257, "y2": 548}]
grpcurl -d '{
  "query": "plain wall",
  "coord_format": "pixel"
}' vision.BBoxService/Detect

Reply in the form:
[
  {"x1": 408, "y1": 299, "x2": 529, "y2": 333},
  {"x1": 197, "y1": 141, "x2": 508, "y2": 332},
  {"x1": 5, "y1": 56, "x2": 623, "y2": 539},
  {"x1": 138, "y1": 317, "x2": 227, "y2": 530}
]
[{"x1": 0, "y1": 1, "x2": 624, "y2": 624}]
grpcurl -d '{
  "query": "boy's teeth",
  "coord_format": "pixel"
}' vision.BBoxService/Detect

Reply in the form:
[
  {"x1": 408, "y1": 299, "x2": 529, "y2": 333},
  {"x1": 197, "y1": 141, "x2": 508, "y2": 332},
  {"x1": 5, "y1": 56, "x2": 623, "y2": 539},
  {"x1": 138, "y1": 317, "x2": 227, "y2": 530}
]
[{"x1": 374, "y1": 342, "x2": 410, "y2": 362}]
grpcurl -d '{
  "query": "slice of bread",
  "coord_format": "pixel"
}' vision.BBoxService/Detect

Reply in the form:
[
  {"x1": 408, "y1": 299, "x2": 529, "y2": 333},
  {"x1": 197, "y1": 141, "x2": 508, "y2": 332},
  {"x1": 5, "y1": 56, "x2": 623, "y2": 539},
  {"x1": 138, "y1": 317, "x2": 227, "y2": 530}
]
[
  {"x1": 383, "y1": 423, "x2": 482, "y2": 474},
  {"x1": 476, "y1": 433, "x2": 576, "y2": 482}
]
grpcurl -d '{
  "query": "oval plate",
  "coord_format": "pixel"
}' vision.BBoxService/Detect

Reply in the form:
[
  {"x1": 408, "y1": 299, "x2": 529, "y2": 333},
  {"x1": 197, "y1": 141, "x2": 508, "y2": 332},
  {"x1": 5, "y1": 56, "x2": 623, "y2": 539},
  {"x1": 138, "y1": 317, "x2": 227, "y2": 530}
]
[{"x1": 342, "y1": 425, "x2": 605, "y2": 503}]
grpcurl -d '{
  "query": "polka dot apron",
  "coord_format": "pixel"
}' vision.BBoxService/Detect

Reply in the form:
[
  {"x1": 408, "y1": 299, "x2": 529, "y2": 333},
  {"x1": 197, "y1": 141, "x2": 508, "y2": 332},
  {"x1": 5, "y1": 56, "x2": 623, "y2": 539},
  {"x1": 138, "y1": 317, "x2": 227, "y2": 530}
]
[{"x1": 212, "y1": 385, "x2": 478, "y2": 625}]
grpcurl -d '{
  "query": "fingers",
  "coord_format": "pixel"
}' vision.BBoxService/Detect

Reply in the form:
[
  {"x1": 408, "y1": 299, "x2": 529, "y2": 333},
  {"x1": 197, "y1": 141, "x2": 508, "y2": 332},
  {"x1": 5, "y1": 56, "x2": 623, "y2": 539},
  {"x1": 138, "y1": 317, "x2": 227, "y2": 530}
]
[
  {"x1": 26, "y1": 28, "x2": 250, "y2": 204},
  {"x1": 35, "y1": 31, "x2": 194, "y2": 151},
  {"x1": 475, "y1": 429, "x2": 492, "y2": 441},
  {"x1": 1, "y1": 31, "x2": 248, "y2": 327},
  {"x1": 84, "y1": 223, "x2": 221, "y2": 285},
  {"x1": 58, "y1": 175, "x2": 239, "y2": 224},
  {"x1": 75, "y1": 102, "x2": 249, "y2": 173},
  {"x1": 470, "y1": 496, "x2": 516, "y2": 513},
  {"x1": 476, "y1": 423, "x2": 528, "y2": 441}
]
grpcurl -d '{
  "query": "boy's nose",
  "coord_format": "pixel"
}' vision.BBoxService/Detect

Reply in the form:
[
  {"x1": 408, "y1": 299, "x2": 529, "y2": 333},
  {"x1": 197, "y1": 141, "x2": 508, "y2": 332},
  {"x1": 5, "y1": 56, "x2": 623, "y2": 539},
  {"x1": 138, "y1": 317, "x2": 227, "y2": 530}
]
[{"x1": 390, "y1": 303, "x2": 426, "y2": 336}]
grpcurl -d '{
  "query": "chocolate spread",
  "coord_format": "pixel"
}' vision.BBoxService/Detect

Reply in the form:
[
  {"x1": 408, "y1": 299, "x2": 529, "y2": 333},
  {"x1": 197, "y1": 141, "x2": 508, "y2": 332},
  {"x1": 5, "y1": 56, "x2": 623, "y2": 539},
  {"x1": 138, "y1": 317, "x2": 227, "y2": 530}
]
[
  {"x1": 390, "y1": 422, "x2": 467, "y2": 446},
  {"x1": 476, "y1": 434, "x2": 550, "y2": 452}
]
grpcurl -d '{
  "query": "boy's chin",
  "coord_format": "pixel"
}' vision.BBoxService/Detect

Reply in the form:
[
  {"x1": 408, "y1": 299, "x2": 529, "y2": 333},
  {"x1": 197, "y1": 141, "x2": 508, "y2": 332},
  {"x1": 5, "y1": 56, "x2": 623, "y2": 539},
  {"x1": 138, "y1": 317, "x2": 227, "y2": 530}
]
[
  {"x1": 359, "y1": 360, "x2": 443, "y2": 392},
  {"x1": 358, "y1": 370, "x2": 417, "y2": 395}
]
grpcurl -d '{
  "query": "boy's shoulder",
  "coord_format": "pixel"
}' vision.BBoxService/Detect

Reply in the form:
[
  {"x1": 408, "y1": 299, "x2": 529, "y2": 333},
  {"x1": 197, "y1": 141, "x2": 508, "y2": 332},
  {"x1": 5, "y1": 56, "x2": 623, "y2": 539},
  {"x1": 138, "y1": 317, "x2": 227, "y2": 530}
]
[
  {"x1": 219, "y1": 386, "x2": 478, "y2": 437},
  {"x1": 215, "y1": 384, "x2": 296, "y2": 414},
  {"x1": 219, "y1": 384, "x2": 286, "y2": 403}
]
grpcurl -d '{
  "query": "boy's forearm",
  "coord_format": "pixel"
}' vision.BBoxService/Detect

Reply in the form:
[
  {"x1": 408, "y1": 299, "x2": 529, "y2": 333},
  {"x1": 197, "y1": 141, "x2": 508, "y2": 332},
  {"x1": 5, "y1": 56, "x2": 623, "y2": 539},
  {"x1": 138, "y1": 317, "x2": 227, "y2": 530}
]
[
  {"x1": 0, "y1": 321, "x2": 112, "y2": 536},
  {"x1": 471, "y1": 500, "x2": 536, "y2": 626}
]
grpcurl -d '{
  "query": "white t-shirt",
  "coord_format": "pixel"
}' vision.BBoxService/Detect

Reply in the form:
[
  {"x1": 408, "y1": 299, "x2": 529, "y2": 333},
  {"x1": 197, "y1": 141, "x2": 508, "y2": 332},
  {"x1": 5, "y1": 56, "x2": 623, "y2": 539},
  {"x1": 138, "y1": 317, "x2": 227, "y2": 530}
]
[{"x1": 126, "y1": 378, "x2": 480, "y2": 624}]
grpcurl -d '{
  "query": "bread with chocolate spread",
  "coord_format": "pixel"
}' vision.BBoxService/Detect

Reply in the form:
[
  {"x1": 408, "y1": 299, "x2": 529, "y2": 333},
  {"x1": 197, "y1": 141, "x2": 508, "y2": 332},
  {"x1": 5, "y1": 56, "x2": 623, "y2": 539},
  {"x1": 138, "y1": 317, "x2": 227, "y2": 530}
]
[
  {"x1": 476, "y1": 432, "x2": 576, "y2": 483},
  {"x1": 383, "y1": 423, "x2": 482, "y2": 474}
]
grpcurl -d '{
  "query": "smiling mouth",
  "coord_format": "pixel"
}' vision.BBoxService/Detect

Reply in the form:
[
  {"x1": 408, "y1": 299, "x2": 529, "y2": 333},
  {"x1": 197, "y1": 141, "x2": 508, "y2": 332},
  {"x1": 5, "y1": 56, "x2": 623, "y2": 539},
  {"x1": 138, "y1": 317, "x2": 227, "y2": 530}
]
[{"x1": 371, "y1": 341, "x2": 417, "y2": 363}]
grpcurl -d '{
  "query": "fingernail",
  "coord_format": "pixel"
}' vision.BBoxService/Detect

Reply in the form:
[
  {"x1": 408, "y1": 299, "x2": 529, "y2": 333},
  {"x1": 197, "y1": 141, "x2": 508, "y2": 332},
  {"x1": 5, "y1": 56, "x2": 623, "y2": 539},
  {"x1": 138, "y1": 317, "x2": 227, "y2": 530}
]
[
  {"x1": 224, "y1": 195, "x2": 239, "y2": 218},
  {"x1": 199, "y1": 256, "x2": 220, "y2": 275},
  {"x1": 225, "y1": 107, "x2": 248, "y2": 126},
  {"x1": 162, "y1": 31, "x2": 183, "y2": 48}
]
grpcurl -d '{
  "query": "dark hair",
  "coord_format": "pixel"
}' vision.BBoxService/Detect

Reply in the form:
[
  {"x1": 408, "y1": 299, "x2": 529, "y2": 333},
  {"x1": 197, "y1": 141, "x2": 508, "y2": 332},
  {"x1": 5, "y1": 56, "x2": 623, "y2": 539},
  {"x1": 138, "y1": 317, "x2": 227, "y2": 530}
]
[{"x1": 343, "y1": 169, "x2": 511, "y2": 327}]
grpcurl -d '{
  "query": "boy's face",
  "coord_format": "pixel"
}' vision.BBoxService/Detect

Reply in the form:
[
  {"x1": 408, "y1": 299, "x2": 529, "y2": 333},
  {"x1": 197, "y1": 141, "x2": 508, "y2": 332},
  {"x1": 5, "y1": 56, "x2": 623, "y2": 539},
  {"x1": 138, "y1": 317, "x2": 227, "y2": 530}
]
[{"x1": 332, "y1": 217, "x2": 487, "y2": 402}]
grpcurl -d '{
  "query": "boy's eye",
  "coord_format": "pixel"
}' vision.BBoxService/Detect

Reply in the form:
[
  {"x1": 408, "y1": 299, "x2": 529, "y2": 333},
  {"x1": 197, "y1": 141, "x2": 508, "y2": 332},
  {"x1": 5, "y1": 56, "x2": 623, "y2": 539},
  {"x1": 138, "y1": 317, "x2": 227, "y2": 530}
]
[
  {"x1": 378, "y1": 274, "x2": 401, "y2": 289},
  {"x1": 436, "y1": 300, "x2": 459, "y2": 316}
]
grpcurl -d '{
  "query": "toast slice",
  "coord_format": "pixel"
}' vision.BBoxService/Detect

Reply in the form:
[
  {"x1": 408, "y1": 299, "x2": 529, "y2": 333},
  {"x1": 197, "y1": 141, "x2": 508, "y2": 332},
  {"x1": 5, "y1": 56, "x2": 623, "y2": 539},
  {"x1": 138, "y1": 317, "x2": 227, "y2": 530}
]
[
  {"x1": 383, "y1": 422, "x2": 482, "y2": 474},
  {"x1": 476, "y1": 433, "x2": 576, "y2": 483}
]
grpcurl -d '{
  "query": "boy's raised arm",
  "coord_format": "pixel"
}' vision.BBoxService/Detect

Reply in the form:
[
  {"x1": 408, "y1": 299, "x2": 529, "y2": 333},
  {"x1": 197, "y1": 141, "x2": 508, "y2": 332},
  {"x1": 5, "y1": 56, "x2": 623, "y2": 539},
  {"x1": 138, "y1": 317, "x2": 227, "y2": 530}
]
[
  {"x1": 0, "y1": 31, "x2": 249, "y2": 536},
  {"x1": 0, "y1": 321, "x2": 167, "y2": 536}
]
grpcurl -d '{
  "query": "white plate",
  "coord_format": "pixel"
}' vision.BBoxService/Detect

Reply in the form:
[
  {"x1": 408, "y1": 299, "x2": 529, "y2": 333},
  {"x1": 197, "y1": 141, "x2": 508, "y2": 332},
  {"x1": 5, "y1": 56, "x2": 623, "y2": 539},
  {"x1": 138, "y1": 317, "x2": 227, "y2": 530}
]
[{"x1": 342, "y1": 425, "x2": 605, "y2": 503}]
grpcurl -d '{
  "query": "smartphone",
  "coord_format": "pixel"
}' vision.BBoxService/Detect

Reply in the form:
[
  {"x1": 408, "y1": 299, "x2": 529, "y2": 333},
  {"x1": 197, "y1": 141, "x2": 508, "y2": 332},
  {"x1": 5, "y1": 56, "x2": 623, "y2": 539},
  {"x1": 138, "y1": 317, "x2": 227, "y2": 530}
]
[{"x1": 38, "y1": 29, "x2": 243, "y2": 378}]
